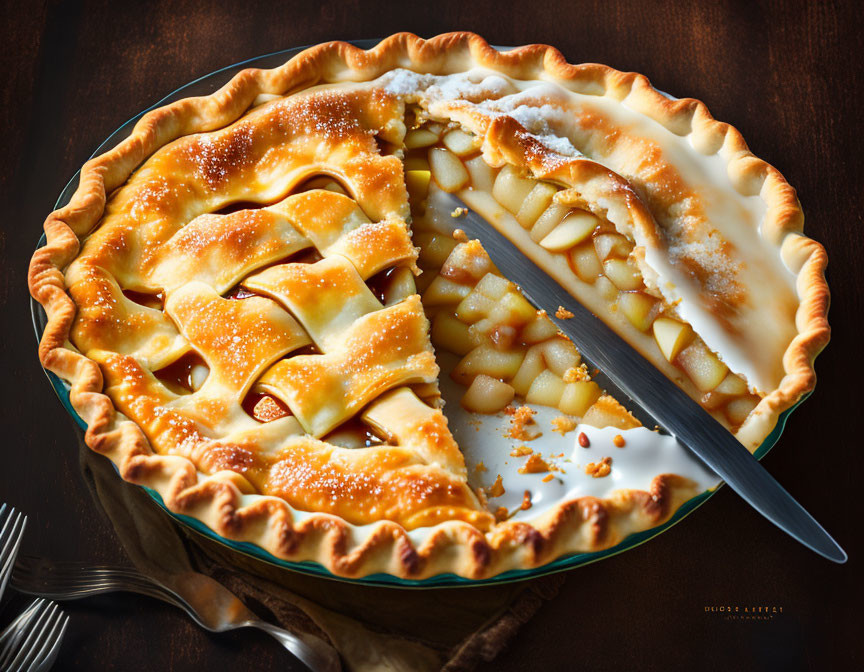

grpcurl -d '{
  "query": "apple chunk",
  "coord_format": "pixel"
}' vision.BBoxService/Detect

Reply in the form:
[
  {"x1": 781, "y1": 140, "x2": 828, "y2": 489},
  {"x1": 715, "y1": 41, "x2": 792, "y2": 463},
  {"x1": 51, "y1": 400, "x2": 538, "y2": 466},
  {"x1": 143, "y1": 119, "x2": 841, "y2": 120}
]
[
  {"x1": 452, "y1": 346, "x2": 525, "y2": 385},
  {"x1": 677, "y1": 341, "x2": 728, "y2": 392},
  {"x1": 525, "y1": 370, "x2": 566, "y2": 407},
  {"x1": 617, "y1": 292, "x2": 658, "y2": 331},
  {"x1": 442, "y1": 129, "x2": 480, "y2": 156},
  {"x1": 516, "y1": 182, "x2": 558, "y2": 228},
  {"x1": 463, "y1": 156, "x2": 496, "y2": 192},
  {"x1": 461, "y1": 375, "x2": 515, "y2": 414},
  {"x1": 492, "y1": 164, "x2": 536, "y2": 214},
  {"x1": 404, "y1": 128, "x2": 439, "y2": 149},
  {"x1": 540, "y1": 210, "x2": 600, "y2": 251},
  {"x1": 559, "y1": 381, "x2": 602, "y2": 416},
  {"x1": 652, "y1": 317, "x2": 692, "y2": 362},
  {"x1": 428, "y1": 147, "x2": 469, "y2": 192},
  {"x1": 431, "y1": 312, "x2": 474, "y2": 355}
]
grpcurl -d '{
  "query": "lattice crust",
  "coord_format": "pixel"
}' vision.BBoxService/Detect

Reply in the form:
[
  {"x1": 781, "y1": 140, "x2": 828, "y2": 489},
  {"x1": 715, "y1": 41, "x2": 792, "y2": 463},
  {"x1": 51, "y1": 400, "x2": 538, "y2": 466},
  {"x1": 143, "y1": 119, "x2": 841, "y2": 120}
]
[{"x1": 28, "y1": 32, "x2": 828, "y2": 579}]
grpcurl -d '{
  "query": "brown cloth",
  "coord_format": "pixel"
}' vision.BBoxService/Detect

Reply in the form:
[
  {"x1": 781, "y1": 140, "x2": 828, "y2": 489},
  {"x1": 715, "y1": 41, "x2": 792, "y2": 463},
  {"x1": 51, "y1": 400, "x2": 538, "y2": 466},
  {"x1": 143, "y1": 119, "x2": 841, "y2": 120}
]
[{"x1": 76, "y1": 430, "x2": 564, "y2": 671}]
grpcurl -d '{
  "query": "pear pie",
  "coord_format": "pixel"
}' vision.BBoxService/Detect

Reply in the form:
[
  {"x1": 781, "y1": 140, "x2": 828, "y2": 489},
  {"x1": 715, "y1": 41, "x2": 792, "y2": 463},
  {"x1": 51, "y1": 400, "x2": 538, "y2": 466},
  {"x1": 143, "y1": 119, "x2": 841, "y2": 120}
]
[{"x1": 29, "y1": 33, "x2": 829, "y2": 579}]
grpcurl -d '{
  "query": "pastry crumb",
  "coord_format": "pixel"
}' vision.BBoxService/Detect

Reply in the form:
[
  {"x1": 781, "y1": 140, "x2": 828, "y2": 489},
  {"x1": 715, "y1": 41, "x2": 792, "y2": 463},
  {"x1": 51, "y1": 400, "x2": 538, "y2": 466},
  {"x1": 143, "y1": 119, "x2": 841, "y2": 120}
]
[
  {"x1": 555, "y1": 306, "x2": 574, "y2": 319},
  {"x1": 521, "y1": 490, "x2": 532, "y2": 510},
  {"x1": 474, "y1": 461, "x2": 487, "y2": 472},
  {"x1": 494, "y1": 506, "x2": 510, "y2": 522},
  {"x1": 507, "y1": 405, "x2": 541, "y2": 440},
  {"x1": 563, "y1": 364, "x2": 589, "y2": 383},
  {"x1": 542, "y1": 473, "x2": 555, "y2": 483},
  {"x1": 450, "y1": 207, "x2": 467, "y2": 218},
  {"x1": 510, "y1": 445, "x2": 533, "y2": 457},
  {"x1": 488, "y1": 474, "x2": 505, "y2": 497},
  {"x1": 613, "y1": 434, "x2": 626, "y2": 448},
  {"x1": 452, "y1": 228, "x2": 469, "y2": 242},
  {"x1": 585, "y1": 456, "x2": 612, "y2": 478},
  {"x1": 551, "y1": 416, "x2": 577, "y2": 435},
  {"x1": 578, "y1": 432, "x2": 590, "y2": 448},
  {"x1": 518, "y1": 453, "x2": 551, "y2": 474}
]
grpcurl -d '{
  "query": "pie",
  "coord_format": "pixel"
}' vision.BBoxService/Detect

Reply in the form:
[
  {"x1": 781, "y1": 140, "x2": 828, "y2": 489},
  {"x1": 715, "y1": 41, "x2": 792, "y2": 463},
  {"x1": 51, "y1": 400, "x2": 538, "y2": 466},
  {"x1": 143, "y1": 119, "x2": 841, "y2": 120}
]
[{"x1": 29, "y1": 33, "x2": 829, "y2": 580}]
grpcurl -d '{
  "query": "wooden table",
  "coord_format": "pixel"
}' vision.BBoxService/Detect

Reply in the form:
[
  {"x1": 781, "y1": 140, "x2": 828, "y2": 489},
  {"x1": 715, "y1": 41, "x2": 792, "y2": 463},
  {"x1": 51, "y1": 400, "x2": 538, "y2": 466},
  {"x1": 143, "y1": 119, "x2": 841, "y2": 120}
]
[{"x1": 3, "y1": 1, "x2": 861, "y2": 669}]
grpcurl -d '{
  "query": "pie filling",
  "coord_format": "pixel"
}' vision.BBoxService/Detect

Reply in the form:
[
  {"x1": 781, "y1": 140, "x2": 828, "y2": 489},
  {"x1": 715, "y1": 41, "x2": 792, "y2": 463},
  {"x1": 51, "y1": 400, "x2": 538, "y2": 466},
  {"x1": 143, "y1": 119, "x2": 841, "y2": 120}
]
[{"x1": 60, "y1": 64, "x2": 802, "y2": 533}]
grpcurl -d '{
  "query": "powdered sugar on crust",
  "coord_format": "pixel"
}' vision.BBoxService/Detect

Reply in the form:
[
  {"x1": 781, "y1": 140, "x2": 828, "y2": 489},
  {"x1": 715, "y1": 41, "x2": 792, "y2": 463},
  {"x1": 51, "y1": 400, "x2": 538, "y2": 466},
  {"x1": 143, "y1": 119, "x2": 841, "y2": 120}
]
[{"x1": 379, "y1": 69, "x2": 582, "y2": 159}]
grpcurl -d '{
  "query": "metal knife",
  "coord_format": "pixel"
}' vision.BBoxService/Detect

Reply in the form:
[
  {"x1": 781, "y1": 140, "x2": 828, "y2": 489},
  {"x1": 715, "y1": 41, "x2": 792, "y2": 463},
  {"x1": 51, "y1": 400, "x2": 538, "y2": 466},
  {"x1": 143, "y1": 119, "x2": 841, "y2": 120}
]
[{"x1": 442, "y1": 193, "x2": 846, "y2": 563}]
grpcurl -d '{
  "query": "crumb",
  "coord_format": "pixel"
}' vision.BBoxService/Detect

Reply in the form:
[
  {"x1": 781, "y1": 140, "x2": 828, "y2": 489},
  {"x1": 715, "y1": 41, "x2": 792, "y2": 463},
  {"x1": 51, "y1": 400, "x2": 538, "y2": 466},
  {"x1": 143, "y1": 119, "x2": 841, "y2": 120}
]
[
  {"x1": 474, "y1": 461, "x2": 488, "y2": 472},
  {"x1": 613, "y1": 434, "x2": 626, "y2": 448},
  {"x1": 518, "y1": 453, "x2": 552, "y2": 474},
  {"x1": 556, "y1": 329, "x2": 567, "y2": 338},
  {"x1": 507, "y1": 405, "x2": 542, "y2": 441},
  {"x1": 551, "y1": 416, "x2": 577, "y2": 435},
  {"x1": 585, "y1": 456, "x2": 612, "y2": 478},
  {"x1": 542, "y1": 474, "x2": 555, "y2": 483},
  {"x1": 521, "y1": 490, "x2": 532, "y2": 510},
  {"x1": 452, "y1": 228, "x2": 468, "y2": 242},
  {"x1": 510, "y1": 445, "x2": 533, "y2": 457},
  {"x1": 563, "y1": 364, "x2": 589, "y2": 383},
  {"x1": 578, "y1": 432, "x2": 590, "y2": 448},
  {"x1": 494, "y1": 506, "x2": 510, "y2": 522},
  {"x1": 488, "y1": 474, "x2": 505, "y2": 498},
  {"x1": 450, "y1": 207, "x2": 467, "y2": 218},
  {"x1": 555, "y1": 306, "x2": 574, "y2": 319}
]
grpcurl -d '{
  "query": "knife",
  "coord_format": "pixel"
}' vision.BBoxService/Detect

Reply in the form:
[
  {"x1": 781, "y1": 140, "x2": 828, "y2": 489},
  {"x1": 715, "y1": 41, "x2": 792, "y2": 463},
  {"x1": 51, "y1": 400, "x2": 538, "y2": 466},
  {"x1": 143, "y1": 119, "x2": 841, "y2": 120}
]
[{"x1": 441, "y1": 193, "x2": 846, "y2": 563}]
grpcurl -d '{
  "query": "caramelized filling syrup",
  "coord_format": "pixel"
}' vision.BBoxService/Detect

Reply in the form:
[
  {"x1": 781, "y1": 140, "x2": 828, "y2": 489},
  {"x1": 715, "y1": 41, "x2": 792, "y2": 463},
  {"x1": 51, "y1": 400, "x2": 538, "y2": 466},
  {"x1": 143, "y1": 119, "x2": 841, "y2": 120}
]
[{"x1": 154, "y1": 352, "x2": 208, "y2": 394}]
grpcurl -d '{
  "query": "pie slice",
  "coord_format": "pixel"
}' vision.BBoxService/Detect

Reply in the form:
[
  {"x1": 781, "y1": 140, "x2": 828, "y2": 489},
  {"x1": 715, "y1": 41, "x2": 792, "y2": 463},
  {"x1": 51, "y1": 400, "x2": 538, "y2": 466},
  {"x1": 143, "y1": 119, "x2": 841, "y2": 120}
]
[{"x1": 29, "y1": 33, "x2": 828, "y2": 580}]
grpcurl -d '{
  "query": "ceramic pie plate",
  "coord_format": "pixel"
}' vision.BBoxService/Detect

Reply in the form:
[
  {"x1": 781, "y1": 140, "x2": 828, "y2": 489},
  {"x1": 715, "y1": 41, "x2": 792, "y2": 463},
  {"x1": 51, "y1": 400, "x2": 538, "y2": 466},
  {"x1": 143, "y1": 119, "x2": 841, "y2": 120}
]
[{"x1": 30, "y1": 40, "x2": 809, "y2": 588}]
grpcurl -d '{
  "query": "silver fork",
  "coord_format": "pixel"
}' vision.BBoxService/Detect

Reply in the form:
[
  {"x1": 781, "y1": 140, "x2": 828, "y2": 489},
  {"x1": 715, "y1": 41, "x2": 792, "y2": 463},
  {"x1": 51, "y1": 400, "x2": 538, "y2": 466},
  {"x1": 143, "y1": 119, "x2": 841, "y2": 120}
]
[
  {"x1": 12, "y1": 557, "x2": 341, "y2": 672},
  {"x1": 0, "y1": 504, "x2": 28, "y2": 601},
  {"x1": 0, "y1": 598, "x2": 69, "y2": 672}
]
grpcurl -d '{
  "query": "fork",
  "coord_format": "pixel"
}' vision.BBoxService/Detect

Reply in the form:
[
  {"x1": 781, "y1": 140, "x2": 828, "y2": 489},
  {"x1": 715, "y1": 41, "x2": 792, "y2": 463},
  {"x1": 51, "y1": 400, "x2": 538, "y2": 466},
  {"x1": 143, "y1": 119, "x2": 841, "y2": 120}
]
[
  {"x1": 0, "y1": 598, "x2": 69, "y2": 672},
  {"x1": 12, "y1": 557, "x2": 341, "y2": 672},
  {"x1": 0, "y1": 504, "x2": 28, "y2": 602}
]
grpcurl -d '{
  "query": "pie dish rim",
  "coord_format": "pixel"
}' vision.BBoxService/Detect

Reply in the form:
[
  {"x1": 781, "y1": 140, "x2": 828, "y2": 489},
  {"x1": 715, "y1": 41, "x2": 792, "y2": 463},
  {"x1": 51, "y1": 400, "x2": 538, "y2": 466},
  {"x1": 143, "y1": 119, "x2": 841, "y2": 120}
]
[{"x1": 27, "y1": 33, "x2": 829, "y2": 582}]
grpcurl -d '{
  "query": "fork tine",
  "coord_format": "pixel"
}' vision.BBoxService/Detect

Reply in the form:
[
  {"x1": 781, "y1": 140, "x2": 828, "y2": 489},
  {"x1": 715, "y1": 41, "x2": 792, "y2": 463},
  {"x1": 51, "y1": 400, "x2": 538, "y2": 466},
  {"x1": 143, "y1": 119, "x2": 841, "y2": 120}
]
[
  {"x1": 0, "y1": 598, "x2": 51, "y2": 669},
  {"x1": 31, "y1": 613, "x2": 69, "y2": 672},
  {"x1": 9, "y1": 603, "x2": 68, "y2": 672},
  {"x1": 1, "y1": 509, "x2": 27, "y2": 599},
  {"x1": 4, "y1": 601, "x2": 57, "y2": 670}
]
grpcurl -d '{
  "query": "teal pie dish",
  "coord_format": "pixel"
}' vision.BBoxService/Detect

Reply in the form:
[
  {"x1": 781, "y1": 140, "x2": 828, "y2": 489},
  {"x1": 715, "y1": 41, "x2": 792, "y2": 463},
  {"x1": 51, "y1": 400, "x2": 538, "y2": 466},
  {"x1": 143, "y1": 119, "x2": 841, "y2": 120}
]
[{"x1": 30, "y1": 41, "x2": 812, "y2": 588}]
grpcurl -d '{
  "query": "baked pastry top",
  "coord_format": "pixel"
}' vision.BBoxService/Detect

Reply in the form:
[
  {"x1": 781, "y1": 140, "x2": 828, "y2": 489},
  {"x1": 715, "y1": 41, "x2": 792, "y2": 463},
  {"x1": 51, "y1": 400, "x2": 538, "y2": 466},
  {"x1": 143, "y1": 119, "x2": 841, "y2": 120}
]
[{"x1": 30, "y1": 33, "x2": 828, "y2": 579}]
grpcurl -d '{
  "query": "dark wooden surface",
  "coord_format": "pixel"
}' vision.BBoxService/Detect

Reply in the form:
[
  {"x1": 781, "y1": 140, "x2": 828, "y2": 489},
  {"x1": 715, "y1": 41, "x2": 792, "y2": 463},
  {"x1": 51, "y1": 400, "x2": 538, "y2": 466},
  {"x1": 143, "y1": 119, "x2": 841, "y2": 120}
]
[{"x1": 3, "y1": 1, "x2": 862, "y2": 670}]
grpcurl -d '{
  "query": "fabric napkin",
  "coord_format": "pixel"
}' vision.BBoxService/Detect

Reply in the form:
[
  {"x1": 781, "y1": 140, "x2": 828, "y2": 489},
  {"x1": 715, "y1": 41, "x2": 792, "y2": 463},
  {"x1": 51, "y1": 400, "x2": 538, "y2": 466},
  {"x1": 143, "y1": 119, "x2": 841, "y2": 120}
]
[{"x1": 75, "y1": 428, "x2": 563, "y2": 671}]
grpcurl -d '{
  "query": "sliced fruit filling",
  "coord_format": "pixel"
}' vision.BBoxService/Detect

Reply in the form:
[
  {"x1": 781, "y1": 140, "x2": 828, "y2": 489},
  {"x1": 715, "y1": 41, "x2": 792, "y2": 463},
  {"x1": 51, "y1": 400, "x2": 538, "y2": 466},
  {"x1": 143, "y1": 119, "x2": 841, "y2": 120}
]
[{"x1": 400, "y1": 113, "x2": 762, "y2": 433}]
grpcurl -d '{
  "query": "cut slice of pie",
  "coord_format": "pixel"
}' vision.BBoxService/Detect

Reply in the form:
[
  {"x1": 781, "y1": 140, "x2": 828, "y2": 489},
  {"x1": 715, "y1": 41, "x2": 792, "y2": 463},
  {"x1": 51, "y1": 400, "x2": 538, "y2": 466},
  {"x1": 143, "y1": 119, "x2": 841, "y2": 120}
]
[{"x1": 29, "y1": 33, "x2": 828, "y2": 580}]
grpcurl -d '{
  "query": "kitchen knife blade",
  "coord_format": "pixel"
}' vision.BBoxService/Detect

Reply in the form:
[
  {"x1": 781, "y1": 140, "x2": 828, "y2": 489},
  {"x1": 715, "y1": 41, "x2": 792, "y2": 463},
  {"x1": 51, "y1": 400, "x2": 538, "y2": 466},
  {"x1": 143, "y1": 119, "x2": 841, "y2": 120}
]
[{"x1": 442, "y1": 193, "x2": 846, "y2": 563}]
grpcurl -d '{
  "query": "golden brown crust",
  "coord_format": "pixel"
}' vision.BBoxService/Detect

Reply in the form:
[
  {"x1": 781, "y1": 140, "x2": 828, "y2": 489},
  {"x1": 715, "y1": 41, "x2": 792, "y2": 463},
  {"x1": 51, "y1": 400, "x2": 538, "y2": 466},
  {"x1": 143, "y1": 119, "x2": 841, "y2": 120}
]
[{"x1": 28, "y1": 32, "x2": 827, "y2": 579}]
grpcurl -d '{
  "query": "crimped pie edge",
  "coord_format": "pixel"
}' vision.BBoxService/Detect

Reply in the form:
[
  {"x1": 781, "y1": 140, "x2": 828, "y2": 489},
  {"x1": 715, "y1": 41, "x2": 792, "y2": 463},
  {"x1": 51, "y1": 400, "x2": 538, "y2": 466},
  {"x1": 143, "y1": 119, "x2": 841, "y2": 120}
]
[{"x1": 27, "y1": 32, "x2": 828, "y2": 579}]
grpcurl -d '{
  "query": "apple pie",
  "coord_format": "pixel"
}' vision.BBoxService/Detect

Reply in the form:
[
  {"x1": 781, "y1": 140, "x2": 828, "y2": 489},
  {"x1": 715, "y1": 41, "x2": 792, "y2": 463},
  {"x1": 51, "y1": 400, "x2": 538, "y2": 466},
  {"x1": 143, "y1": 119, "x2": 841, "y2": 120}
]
[{"x1": 29, "y1": 33, "x2": 829, "y2": 579}]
